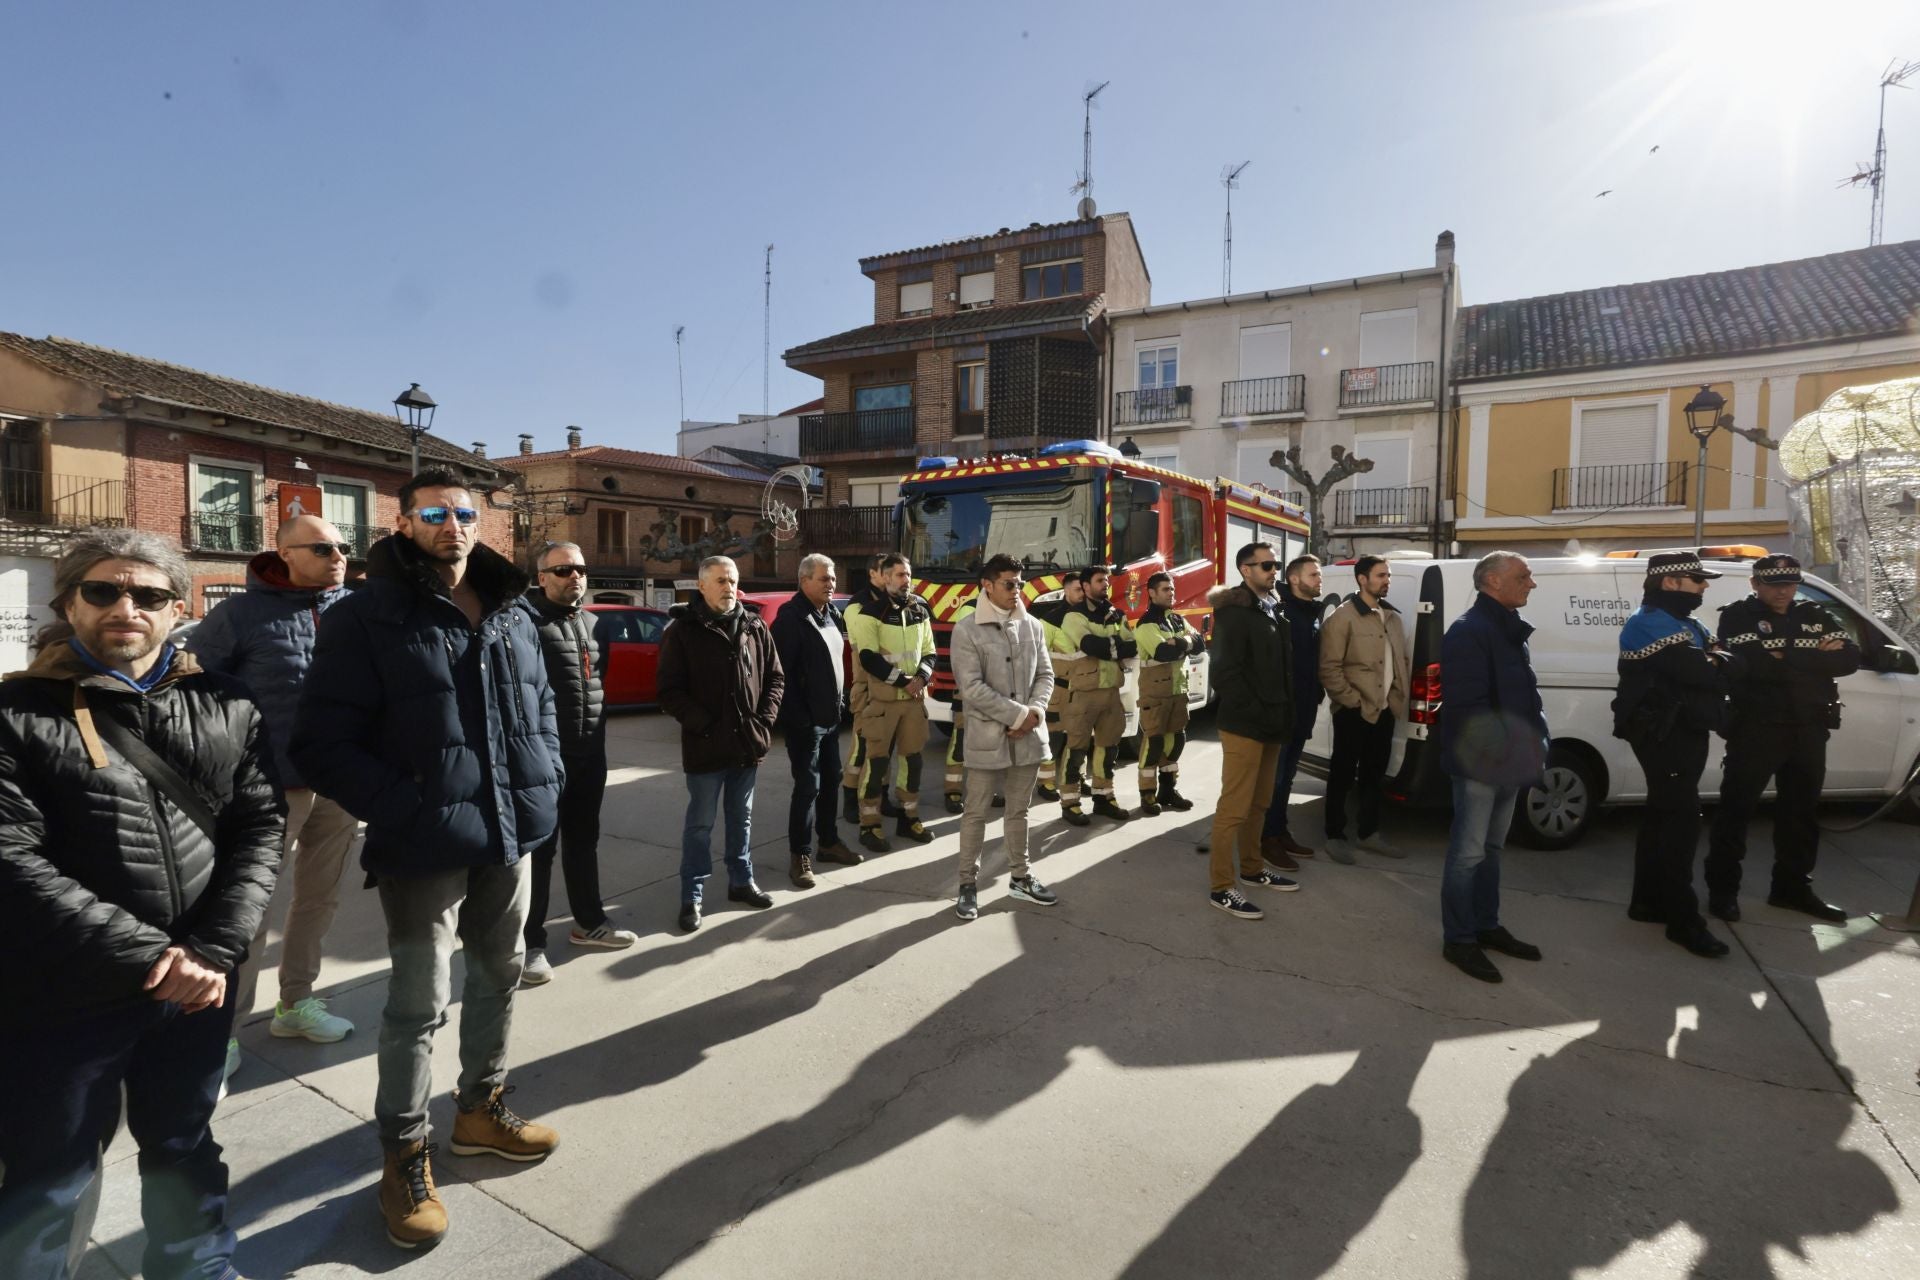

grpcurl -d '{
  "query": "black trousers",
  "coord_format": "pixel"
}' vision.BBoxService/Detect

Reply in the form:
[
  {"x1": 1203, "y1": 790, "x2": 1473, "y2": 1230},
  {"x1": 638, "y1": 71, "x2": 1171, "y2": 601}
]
[
  {"x1": 1630, "y1": 731, "x2": 1710, "y2": 931},
  {"x1": 1705, "y1": 722, "x2": 1827, "y2": 897},
  {"x1": 525, "y1": 753, "x2": 609, "y2": 948},
  {"x1": 786, "y1": 722, "x2": 843, "y2": 854},
  {"x1": 1325, "y1": 706, "x2": 1394, "y2": 839}
]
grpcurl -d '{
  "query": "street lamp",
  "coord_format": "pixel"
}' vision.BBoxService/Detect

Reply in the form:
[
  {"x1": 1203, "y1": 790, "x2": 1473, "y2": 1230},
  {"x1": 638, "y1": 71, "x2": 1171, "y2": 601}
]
[
  {"x1": 392, "y1": 382, "x2": 437, "y2": 474},
  {"x1": 1683, "y1": 384, "x2": 1726, "y2": 547},
  {"x1": 1117, "y1": 435, "x2": 1142, "y2": 459}
]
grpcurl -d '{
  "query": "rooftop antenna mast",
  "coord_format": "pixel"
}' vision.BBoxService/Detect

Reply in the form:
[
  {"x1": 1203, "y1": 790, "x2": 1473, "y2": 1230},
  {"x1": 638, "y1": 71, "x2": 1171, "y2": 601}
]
[
  {"x1": 674, "y1": 325, "x2": 686, "y2": 427},
  {"x1": 762, "y1": 244, "x2": 774, "y2": 420},
  {"x1": 1071, "y1": 80, "x2": 1109, "y2": 218},
  {"x1": 1841, "y1": 58, "x2": 1920, "y2": 246},
  {"x1": 1221, "y1": 160, "x2": 1250, "y2": 295}
]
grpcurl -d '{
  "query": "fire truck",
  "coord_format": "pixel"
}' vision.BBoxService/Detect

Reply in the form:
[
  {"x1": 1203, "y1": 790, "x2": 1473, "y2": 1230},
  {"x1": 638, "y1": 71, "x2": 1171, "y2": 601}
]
[{"x1": 888, "y1": 439, "x2": 1310, "y2": 727}]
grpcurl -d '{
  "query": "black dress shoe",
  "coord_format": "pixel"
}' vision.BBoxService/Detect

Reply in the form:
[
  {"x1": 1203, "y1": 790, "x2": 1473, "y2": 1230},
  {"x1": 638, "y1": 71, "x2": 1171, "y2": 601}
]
[
  {"x1": 677, "y1": 902, "x2": 701, "y2": 933},
  {"x1": 1476, "y1": 927, "x2": 1542, "y2": 961},
  {"x1": 1666, "y1": 925, "x2": 1730, "y2": 958},
  {"x1": 727, "y1": 883, "x2": 775, "y2": 910},
  {"x1": 1707, "y1": 893, "x2": 1741, "y2": 923},
  {"x1": 1627, "y1": 902, "x2": 1664, "y2": 923},
  {"x1": 1443, "y1": 943, "x2": 1503, "y2": 984},
  {"x1": 1766, "y1": 888, "x2": 1848, "y2": 923}
]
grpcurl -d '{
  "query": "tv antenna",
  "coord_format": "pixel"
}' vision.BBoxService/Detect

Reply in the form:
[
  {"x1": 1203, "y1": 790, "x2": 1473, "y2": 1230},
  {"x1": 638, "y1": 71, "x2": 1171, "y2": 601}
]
[
  {"x1": 674, "y1": 325, "x2": 686, "y2": 426},
  {"x1": 1070, "y1": 80, "x2": 1109, "y2": 218},
  {"x1": 762, "y1": 244, "x2": 774, "y2": 419},
  {"x1": 1840, "y1": 58, "x2": 1920, "y2": 246},
  {"x1": 1221, "y1": 160, "x2": 1251, "y2": 295}
]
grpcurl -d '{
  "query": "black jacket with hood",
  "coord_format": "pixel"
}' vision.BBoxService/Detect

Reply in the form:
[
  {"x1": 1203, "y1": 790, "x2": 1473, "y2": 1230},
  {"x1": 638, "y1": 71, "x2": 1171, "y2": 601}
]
[
  {"x1": 657, "y1": 595, "x2": 784, "y2": 773},
  {"x1": 1207, "y1": 584, "x2": 1296, "y2": 743},
  {"x1": 516, "y1": 587, "x2": 607, "y2": 760},
  {"x1": 0, "y1": 643, "x2": 284, "y2": 1024}
]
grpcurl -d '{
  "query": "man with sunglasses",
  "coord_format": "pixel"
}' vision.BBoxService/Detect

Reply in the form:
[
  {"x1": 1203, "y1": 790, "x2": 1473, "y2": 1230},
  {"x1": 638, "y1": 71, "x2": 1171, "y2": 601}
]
[
  {"x1": 0, "y1": 529, "x2": 283, "y2": 1280},
  {"x1": 187, "y1": 513, "x2": 360, "y2": 1080},
  {"x1": 292, "y1": 467, "x2": 564, "y2": 1251},
  {"x1": 514, "y1": 542, "x2": 637, "y2": 986},
  {"x1": 1318, "y1": 556, "x2": 1411, "y2": 863}
]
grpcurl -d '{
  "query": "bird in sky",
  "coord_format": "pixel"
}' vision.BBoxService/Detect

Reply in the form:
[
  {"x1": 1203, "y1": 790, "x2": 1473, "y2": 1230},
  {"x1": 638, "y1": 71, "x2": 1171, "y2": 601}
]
[
  {"x1": 1596, "y1": 189, "x2": 1613, "y2": 198},
  {"x1": 1650, "y1": 144, "x2": 1660, "y2": 153}
]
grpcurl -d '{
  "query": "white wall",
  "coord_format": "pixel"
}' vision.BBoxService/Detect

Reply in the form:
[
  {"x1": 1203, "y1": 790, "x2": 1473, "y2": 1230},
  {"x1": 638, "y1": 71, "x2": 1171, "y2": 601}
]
[
  {"x1": 676, "y1": 413, "x2": 802, "y2": 459},
  {"x1": 0, "y1": 556, "x2": 55, "y2": 675}
]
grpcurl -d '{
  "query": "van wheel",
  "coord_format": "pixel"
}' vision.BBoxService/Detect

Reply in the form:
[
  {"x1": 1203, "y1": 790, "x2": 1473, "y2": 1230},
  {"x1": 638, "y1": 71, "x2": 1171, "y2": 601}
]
[{"x1": 1515, "y1": 747, "x2": 1596, "y2": 850}]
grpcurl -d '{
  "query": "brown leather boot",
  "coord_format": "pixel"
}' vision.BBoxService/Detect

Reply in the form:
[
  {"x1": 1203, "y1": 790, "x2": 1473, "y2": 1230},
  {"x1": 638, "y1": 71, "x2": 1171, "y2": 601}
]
[
  {"x1": 378, "y1": 1140, "x2": 448, "y2": 1249},
  {"x1": 1259, "y1": 834, "x2": 1299, "y2": 872},
  {"x1": 1281, "y1": 834, "x2": 1317, "y2": 860},
  {"x1": 789, "y1": 854, "x2": 816, "y2": 889},
  {"x1": 449, "y1": 1085, "x2": 559, "y2": 1162}
]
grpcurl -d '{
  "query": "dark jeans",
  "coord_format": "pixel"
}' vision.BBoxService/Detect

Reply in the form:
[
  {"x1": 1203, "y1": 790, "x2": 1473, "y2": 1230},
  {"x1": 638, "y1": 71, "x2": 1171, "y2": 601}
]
[
  {"x1": 1705, "y1": 723, "x2": 1827, "y2": 898},
  {"x1": 1262, "y1": 705, "x2": 1319, "y2": 839},
  {"x1": 0, "y1": 989, "x2": 239, "y2": 1280},
  {"x1": 1630, "y1": 731, "x2": 1710, "y2": 931},
  {"x1": 1324, "y1": 706, "x2": 1394, "y2": 840},
  {"x1": 785, "y1": 723, "x2": 843, "y2": 855},
  {"x1": 525, "y1": 754, "x2": 609, "y2": 948}
]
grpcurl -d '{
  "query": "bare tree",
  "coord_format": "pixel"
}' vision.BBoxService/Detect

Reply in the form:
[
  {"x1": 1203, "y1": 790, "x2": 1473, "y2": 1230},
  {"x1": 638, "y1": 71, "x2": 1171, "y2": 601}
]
[{"x1": 1270, "y1": 444, "x2": 1374, "y2": 556}]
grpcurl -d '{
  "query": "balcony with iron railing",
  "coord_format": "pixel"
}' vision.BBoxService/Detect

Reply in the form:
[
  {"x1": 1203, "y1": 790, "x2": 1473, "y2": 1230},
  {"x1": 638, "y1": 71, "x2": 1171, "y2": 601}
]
[
  {"x1": 1114, "y1": 386, "x2": 1192, "y2": 426},
  {"x1": 1220, "y1": 374, "x2": 1306, "y2": 419},
  {"x1": 799, "y1": 408, "x2": 916, "y2": 457},
  {"x1": 1332, "y1": 485, "x2": 1431, "y2": 528},
  {"x1": 337, "y1": 523, "x2": 381, "y2": 559},
  {"x1": 1551, "y1": 460, "x2": 1689, "y2": 512},
  {"x1": 186, "y1": 510, "x2": 266, "y2": 554},
  {"x1": 0, "y1": 472, "x2": 126, "y2": 528},
  {"x1": 1337, "y1": 361, "x2": 1436, "y2": 410},
  {"x1": 798, "y1": 505, "x2": 893, "y2": 552}
]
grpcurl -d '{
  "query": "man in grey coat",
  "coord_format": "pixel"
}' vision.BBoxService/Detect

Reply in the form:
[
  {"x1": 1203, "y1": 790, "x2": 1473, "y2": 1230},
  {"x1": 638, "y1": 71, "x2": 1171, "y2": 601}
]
[{"x1": 948, "y1": 554, "x2": 1057, "y2": 922}]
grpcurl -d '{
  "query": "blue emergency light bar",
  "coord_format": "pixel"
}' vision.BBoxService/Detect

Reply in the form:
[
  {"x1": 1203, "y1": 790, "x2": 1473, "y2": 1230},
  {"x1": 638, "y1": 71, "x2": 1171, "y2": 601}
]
[
  {"x1": 916, "y1": 456, "x2": 960, "y2": 469},
  {"x1": 1037, "y1": 439, "x2": 1122, "y2": 459}
]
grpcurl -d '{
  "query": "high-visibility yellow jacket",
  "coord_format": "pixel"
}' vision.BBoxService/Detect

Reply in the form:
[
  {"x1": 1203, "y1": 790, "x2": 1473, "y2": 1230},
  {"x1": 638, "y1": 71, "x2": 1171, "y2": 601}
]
[
  {"x1": 1032, "y1": 599, "x2": 1076, "y2": 692},
  {"x1": 1134, "y1": 605, "x2": 1202, "y2": 700},
  {"x1": 1057, "y1": 599, "x2": 1135, "y2": 691},
  {"x1": 847, "y1": 590, "x2": 936, "y2": 703}
]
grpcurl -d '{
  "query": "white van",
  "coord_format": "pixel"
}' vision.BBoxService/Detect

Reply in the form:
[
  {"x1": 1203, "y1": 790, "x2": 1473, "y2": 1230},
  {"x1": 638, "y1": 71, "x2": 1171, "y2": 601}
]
[{"x1": 1297, "y1": 555, "x2": 1920, "y2": 848}]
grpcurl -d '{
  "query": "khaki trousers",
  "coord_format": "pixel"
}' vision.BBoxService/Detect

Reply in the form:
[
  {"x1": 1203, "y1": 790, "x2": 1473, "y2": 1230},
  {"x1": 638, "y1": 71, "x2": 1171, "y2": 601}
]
[
  {"x1": 1209, "y1": 730, "x2": 1282, "y2": 893},
  {"x1": 957, "y1": 762, "x2": 1041, "y2": 886},
  {"x1": 236, "y1": 788, "x2": 362, "y2": 1015}
]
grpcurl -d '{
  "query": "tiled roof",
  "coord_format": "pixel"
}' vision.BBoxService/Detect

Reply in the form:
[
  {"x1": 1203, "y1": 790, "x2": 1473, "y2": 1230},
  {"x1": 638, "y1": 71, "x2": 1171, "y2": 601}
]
[
  {"x1": 0, "y1": 333, "x2": 495, "y2": 470},
  {"x1": 778, "y1": 397, "x2": 824, "y2": 415},
  {"x1": 500, "y1": 444, "x2": 734, "y2": 478},
  {"x1": 1454, "y1": 239, "x2": 1920, "y2": 381},
  {"x1": 784, "y1": 295, "x2": 1104, "y2": 363},
  {"x1": 706, "y1": 445, "x2": 803, "y2": 472},
  {"x1": 858, "y1": 216, "x2": 1102, "y2": 272}
]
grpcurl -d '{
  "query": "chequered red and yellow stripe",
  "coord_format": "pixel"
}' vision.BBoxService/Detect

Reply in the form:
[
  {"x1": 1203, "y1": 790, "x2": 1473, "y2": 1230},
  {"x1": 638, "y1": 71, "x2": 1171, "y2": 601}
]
[
  {"x1": 909, "y1": 456, "x2": 1085, "y2": 482},
  {"x1": 912, "y1": 572, "x2": 1066, "y2": 622}
]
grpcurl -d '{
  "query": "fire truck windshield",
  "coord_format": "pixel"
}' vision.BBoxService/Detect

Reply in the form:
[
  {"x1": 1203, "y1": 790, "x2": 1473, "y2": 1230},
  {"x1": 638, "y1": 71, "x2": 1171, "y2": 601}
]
[{"x1": 899, "y1": 479, "x2": 1096, "y2": 580}]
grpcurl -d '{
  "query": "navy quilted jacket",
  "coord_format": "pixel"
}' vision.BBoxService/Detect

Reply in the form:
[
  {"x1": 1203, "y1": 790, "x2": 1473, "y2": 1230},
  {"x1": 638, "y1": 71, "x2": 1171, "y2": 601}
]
[
  {"x1": 185, "y1": 551, "x2": 349, "y2": 790},
  {"x1": 290, "y1": 535, "x2": 563, "y2": 877}
]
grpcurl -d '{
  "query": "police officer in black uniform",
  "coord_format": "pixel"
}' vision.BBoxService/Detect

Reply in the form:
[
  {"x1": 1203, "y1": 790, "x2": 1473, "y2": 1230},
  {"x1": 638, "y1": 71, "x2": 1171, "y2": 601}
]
[
  {"x1": 1705, "y1": 554, "x2": 1857, "y2": 923},
  {"x1": 1613, "y1": 553, "x2": 1739, "y2": 958}
]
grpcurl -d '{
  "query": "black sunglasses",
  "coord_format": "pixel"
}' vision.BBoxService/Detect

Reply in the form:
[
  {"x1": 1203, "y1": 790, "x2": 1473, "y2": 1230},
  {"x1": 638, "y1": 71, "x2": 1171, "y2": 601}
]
[
  {"x1": 1243, "y1": 559, "x2": 1280, "y2": 572},
  {"x1": 542, "y1": 564, "x2": 589, "y2": 578},
  {"x1": 77, "y1": 581, "x2": 180, "y2": 610},
  {"x1": 409, "y1": 506, "x2": 478, "y2": 526},
  {"x1": 296, "y1": 542, "x2": 353, "y2": 558}
]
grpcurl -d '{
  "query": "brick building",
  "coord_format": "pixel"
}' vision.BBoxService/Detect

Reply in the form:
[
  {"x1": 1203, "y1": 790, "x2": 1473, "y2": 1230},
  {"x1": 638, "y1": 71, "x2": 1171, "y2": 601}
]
[
  {"x1": 782, "y1": 213, "x2": 1150, "y2": 569},
  {"x1": 499, "y1": 429, "x2": 793, "y2": 604},
  {"x1": 0, "y1": 333, "x2": 508, "y2": 663}
]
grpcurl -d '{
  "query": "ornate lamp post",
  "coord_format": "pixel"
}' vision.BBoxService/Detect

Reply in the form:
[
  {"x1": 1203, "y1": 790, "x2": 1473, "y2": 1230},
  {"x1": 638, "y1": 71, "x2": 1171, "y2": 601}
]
[
  {"x1": 1683, "y1": 385, "x2": 1727, "y2": 547},
  {"x1": 392, "y1": 382, "x2": 438, "y2": 474}
]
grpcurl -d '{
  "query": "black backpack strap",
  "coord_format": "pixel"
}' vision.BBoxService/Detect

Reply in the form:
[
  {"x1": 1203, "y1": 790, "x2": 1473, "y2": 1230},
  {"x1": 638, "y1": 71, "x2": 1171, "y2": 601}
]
[{"x1": 87, "y1": 699, "x2": 220, "y2": 844}]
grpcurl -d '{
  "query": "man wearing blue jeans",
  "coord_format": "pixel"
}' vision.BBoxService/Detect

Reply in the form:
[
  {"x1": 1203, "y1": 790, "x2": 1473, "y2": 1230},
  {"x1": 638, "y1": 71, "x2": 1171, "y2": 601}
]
[
  {"x1": 658, "y1": 555, "x2": 785, "y2": 932},
  {"x1": 1437, "y1": 552, "x2": 1548, "y2": 983}
]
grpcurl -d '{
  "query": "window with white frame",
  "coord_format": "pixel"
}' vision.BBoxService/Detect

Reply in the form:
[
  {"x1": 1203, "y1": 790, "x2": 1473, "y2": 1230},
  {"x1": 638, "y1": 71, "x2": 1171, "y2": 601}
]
[
  {"x1": 849, "y1": 477, "x2": 901, "y2": 508},
  {"x1": 1235, "y1": 441, "x2": 1298, "y2": 500},
  {"x1": 1359, "y1": 308, "x2": 1419, "y2": 367},
  {"x1": 958, "y1": 271, "x2": 994, "y2": 310},
  {"x1": 898, "y1": 280, "x2": 933, "y2": 317},
  {"x1": 189, "y1": 458, "x2": 260, "y2": 552},
  {"x1": 1238, "y1": 323, "x2": 1292, "y2": 380},
  {"x1": 955, "y1": 362, "x2": 986, "y2": 436},
  {"x1": 1569, "y1": 398, "x2": 1666, "y2": 508},
  {"x1": 1134, "y1": 446, "x2": 1180, "y2": 473},
  {"x1": 1136, "y1": 342, "x2": 1178, "y2": 391},
  {"x1": 1350, "y1": 431, "x2": 1412, "y2": 519},
  {"x1": 321, "y1": 479, "x2": 373, "y2": 556}
]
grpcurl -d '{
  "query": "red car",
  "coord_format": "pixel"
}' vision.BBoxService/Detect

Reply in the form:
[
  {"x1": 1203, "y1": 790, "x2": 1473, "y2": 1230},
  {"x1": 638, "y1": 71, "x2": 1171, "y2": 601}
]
[{"x1": 586, "y1": 604, "x2": 670, "y2": 708}]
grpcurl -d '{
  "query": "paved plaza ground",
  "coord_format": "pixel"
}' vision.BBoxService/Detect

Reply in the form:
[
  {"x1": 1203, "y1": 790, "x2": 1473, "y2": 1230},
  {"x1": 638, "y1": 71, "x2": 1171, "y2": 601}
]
[{"x1": 81, "y1": 710, "x2": 1920, "y2": 1279}]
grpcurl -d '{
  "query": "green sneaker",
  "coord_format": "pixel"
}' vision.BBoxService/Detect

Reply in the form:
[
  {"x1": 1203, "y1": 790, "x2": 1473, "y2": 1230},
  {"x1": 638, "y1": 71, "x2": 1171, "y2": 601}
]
[{"x1": 270, "y1": 996, "x2": 354, "y2": 1043}]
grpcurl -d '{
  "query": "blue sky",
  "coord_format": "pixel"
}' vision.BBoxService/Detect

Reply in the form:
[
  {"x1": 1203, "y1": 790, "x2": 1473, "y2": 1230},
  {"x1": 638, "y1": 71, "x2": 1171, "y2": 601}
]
[{"x1": 4, "y1": 0, "x2": 1916, "y2": 457}]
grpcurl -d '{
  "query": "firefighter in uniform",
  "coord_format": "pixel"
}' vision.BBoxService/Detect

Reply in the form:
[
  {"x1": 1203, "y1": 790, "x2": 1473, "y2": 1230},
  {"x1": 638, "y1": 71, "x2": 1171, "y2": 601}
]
[
  {"x1": 1132, "y1": 571, "x2": 1201, "y2": 816},
  {"x1": 1031, "y1": 572, "x2": 1083, "y2": 802},
  {"x1": 1705, "y1": 554, "x2": 1857, "y2": 922},
  {"x1": 848, "y1": 552, "x2": 937, "y2": 852},
  {"x1": 1057, "y1": 565, "x2": 1135, "y2": 824},
  {"x1": 1612, "y1": 553, "x2": 1738, "y2": 959},
  {"x1": 840, "y1": 555, "x2": 885, "y2": 824}
]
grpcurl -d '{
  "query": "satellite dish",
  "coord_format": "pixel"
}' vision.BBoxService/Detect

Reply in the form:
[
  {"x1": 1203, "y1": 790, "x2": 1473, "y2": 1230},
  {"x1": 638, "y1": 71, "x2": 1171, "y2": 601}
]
[{"x1": 1077, "y1": 195, "x2": 1097, "y2": 219}]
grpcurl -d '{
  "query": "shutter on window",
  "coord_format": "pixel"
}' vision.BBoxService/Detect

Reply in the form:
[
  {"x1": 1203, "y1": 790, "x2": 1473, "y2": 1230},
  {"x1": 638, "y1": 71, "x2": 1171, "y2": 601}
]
[{"x1": 1577, "y1": 403, "x2": 1659, "y2": 469}]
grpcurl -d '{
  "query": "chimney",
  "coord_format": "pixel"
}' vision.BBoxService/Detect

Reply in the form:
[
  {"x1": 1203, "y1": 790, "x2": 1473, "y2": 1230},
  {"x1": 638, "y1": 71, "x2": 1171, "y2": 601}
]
[
  {"x1": 470, "y1": 440, "x2": 487, "y2": 458},
  {"x1": 1435, "y1": 230, "x2": 1456, "y2": 271},
  {"x1": 566, "y1": 425, "x2": 583, "y2": 451},
  {"x1": 518, "y1": 433, "x2": 535, "y2": 456}
]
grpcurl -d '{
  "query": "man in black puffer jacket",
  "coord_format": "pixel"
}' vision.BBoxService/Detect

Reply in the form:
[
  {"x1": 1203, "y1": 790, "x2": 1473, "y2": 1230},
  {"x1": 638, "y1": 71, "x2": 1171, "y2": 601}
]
[
  {"x1": 291, "y1": 467, "x2": 563, "y2": 1251},
  {"x1": 513, "y1": 540, "x2": 634, "y2": 983},
  {"x1": 0, "y1": 528, "x2": 283, "y2": 1280}
]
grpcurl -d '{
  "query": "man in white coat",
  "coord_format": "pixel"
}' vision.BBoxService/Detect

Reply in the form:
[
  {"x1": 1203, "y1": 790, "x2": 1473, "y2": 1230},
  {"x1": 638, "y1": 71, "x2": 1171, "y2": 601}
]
[{"x1": 948, "y1": 553, "x2": 1058, "y2": 921}]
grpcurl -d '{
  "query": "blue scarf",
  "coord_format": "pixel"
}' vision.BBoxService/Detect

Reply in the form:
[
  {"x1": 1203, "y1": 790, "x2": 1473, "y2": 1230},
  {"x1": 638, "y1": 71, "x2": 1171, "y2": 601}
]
[{"x1": 69, "y1": 638, "x2": 177, "y2": 692}]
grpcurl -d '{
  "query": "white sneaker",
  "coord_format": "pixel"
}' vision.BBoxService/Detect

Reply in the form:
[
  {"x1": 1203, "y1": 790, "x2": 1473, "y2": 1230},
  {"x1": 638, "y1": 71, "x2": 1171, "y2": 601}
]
[
  {"x1": 520, "y1": 950, "x2": 554, "y2": 986},
  {"x1": 1357, "y1": 832, "x2": 1406, "y2": 859},
  {"x1": 270, "y1": 996, "x2": 354, "y2": 1042},
  {"x1": 218, "y1": 1037, "x2": 241, "y2": 1101},
  {"x1": 568, "y1": 923, "x2": 639, "y2": 950}
]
